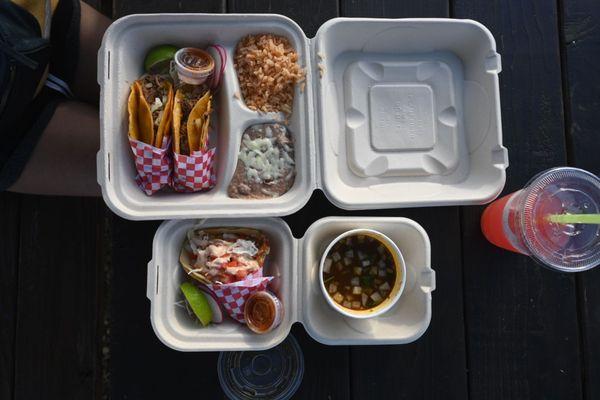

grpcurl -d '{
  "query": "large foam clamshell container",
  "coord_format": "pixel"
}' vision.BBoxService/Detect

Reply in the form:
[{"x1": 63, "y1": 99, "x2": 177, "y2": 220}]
[
  {"x1": 147, "y1": 217, "x2": 436, "y2": 351},
  {"x1": 98, "y1": 15, "x2": 508, "y2": 220}
]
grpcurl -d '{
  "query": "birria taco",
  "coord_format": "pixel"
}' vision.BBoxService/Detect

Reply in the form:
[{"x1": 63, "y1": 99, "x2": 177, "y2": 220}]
[
  {"x1": 127, "y1": 75, "x2": 174, "y2": 148},
  {"x1": 180, "y1": 228, "x2": 270, "y2": 285},
  {"x1": 173, "y1": 85, "x2": 212, "y2": 155}
]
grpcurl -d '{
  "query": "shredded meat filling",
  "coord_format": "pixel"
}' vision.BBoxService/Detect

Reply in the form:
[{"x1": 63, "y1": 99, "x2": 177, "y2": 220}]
[
  {"x1": 177, "y1": 84, "x2": 209, "y2": 155},
  {"x1": 140, "y1": 75, "x2": 169, "y2": 127}
]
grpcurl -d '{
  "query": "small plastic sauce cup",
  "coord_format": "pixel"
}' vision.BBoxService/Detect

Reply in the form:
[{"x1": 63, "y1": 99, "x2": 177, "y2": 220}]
[
  {"x1": 244, "y1": 291, "x2": 284, "y2": 334},
  {"x1": 174, "y1": 47, "x2": 215, "y2": 85}
]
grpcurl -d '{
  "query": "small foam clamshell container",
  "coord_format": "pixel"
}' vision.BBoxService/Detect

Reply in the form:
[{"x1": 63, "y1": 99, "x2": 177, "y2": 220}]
[
  {"x1": 98, "y1": 14, "x2": 508, "y2": 220},
  {"x1": 147, "y1": 216, "x2": 436, "y2": 351}
]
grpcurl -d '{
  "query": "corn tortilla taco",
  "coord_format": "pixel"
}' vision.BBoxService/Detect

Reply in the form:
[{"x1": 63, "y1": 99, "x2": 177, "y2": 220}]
[
  {"x1": 127, "y1": 75, "x2": 174, "y2": 148},
  {"x1": 173, "y1": 85, "x2": 212, "y2": 155}
]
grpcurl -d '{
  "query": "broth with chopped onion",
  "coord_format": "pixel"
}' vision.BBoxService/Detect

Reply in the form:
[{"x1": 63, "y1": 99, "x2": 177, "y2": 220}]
[{"x1": 322, "y1": 234, "x2": 397, "y2": 310}]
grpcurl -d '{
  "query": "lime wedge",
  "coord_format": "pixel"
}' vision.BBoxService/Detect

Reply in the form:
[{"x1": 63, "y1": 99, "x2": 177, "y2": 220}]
[
  {"x1": 144, "y1": 45, "x2": 178, "y2": 74},
  {"x1": 180, "y1": 282, "x2": 212, "y2": 326}
]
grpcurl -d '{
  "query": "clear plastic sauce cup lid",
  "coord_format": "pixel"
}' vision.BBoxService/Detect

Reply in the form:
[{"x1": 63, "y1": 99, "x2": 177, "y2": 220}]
[
  {"x1": 218, "y1": 334, "x2": 304, "y2": 400},
  {"x1": 174, "y1": 48, "x2": 215, "y2": 84},
  {"x1": 520, "y1": 167, "x2": 600, "y2": 272}
]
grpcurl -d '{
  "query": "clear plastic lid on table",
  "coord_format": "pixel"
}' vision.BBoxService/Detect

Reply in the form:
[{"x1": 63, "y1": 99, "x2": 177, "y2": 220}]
[
  {"x1": 146, "y1": 216, "x2": 435, "y2": 351},
  {"x1": 97, "y1": 14, "x2": 508, "y2": 220},
  {"x1": 218, "y1": 334, "x2": 304, "y2": 400}
]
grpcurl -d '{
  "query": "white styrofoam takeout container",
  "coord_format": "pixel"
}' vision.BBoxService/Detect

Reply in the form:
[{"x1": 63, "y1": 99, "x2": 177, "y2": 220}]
[
  {"x1": 147, "y1": 217, "x2": 436, "y2": 351},
  {"x1": 98, "y1": 14, "x2": 508, "y2": 220}
]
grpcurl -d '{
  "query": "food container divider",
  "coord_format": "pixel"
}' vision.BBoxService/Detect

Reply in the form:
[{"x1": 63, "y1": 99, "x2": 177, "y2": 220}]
[
  {"x1": 147, "y1": 216, "x2": 435, "y2": 351},
  {"x1": 98, "y1": 14, "x2": 508, "y2": 220}
]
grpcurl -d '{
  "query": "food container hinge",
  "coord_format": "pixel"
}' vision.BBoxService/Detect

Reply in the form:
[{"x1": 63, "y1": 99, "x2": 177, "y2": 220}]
[
  {"x1": 146, "y1": 260, "x2": 158, "y2": 300},
  {"x1": 485, "y1": 52, "x2": 502, "y2": 74},
  {"x1": 419, "y1": 269, "x2": 436, "y2": 293}
]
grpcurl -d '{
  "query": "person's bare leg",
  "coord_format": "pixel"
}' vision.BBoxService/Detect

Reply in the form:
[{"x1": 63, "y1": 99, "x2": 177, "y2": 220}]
[
  {"x1": 70, "y1": 1, "x2": 112, "y2": 105},
  {"x1": 8, "y1": 101, "x2": 100, "y2": 196}
]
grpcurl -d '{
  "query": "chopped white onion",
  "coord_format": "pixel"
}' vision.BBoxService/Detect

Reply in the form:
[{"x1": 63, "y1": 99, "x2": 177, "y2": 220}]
[
  {"x1": 371, "y1": 292, "x2": 383, "y2": 302},
  {"x1": 333, "y1": 293, "x2": 344, "y2": 304},
  {"x1": 323, "y1": 258, "x2": 332, "y2": 273},
  {"x1": 328, "y1": 283, "x2": 338, "y2": 294}
]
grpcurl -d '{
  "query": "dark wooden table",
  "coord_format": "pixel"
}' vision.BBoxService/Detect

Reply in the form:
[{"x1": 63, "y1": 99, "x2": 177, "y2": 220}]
[{"x1": 2, "y1": 0, "x2": 600, "y2": 399}]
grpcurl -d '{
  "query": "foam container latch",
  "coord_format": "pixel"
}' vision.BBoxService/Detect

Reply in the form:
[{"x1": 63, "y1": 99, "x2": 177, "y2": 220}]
[
  {"x1": 147, "y1": 217, "x2": 435, "y2": 351},
  {"x1": 97, "y1": 14, "x2": 508, "y2": 220}
]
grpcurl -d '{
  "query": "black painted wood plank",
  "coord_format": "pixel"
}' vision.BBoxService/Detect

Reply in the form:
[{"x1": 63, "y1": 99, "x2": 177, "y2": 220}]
[
  {"x1": 0, "y1": 193, "x2": 21, "y2": 400},
  {"x1": 561, "y1": 1, "x2": 600, "y2": 399},
  {"x1": 108, "y1": 2, "x2": 226, "y2": 399},
  {"x1": 453, "y1": 0, "x2": 582, "y2": 399},
  {"x1": 341, "y1": 0, "x2": 449, "y2": 18},
  {"x1": 228, "y1": 0, "x2": 338, "y2": 37},
  {"x1": 227, "y1": 2, "x2": 347, "y2": 398},
  {"x1": 286, "y1": 194, "x2": 469, "y2": 400},
  {"x1": 108, "y1": 217, "x2": 224, "y2": 399},
  {"x1": 349, "y1": 207, "x2": 468, "y2": 400},
  {"x1": 13, "y1": 197, "x2": 104, "y2": 400},
  {"x1": 561, "y1": 0, "x2": 600, "y2": 175},
  {"x1": 290, "y1": 324, "x2": 351, "y2": 399},
  {"x1": 83, "y1": 0, "x2": 113, "y2": 18},
  {"x1": 113, "y1": 0, "x2": 224, "y2": 17},
  {"x1": 332, "y1": 2, "x2": 469, "y2": 398}
]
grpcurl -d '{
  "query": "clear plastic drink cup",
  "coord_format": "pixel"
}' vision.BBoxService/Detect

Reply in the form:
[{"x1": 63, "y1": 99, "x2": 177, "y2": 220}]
[{"x1": 481, "y1": 167, "x2": 600, "y2": 272}]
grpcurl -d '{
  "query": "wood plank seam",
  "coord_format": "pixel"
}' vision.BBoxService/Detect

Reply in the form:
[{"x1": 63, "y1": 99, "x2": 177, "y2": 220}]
[
  {"x1": 458, "y1": 207, "x2": 473, "y2": 400},
  {"x1": 555, "y1": 1, "x2": 588, "y2": 398},
  {"x1": 556, "y1": 0, "x2": 576, "y2": 165},
  {"x1": 1, "y1": 194, "x2": 22, "y2": 400}
]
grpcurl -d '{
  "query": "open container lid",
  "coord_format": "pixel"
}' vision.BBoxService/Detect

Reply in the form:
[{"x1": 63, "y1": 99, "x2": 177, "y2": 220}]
[
  {"x1": 97, "y1": 15, "x2": 508, "y2": 220},
  {"x1": 313, "y1": 18, "x2": 508, "y2": 209}
]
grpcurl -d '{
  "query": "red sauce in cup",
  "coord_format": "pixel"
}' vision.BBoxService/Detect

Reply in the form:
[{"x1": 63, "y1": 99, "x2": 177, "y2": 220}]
[
  {"x1": 244, "y1": 291, "x2": 283, "y2": 334},
  {"x1": 174, "y1": 47, "x2": 215, "y2": 85}
]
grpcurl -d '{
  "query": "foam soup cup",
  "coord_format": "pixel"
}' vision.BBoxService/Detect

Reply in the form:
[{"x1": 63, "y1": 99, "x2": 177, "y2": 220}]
[{"x1": 319, "y1": 229, "x2": 406, "y2": 319}]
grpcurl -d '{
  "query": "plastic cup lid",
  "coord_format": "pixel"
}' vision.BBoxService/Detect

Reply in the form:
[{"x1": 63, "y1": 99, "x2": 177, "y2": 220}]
[
  {"x1": 520, "y1": 167, "x2": 600, "y2": 272},
  {"x1": 218, "y1": 334, "x2": 304, "y2": 400}
]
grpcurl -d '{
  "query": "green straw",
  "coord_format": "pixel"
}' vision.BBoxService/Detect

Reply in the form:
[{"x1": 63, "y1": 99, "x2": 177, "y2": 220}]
[{"x1": 546, "y1": 213, "x2": 600, "y2": 224}]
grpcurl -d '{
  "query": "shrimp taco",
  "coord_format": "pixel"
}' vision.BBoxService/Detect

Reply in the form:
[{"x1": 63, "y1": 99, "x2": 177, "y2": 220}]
[{"x1": 180, "y1": 228, "x2": 270, "y2": 285}]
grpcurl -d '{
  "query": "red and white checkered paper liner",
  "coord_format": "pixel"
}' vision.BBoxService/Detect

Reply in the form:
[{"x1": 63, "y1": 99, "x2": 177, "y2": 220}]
[
  {"x1": 171, "y1": 148, "x2": 217, "y2": 192},
  {"x1": 208, "y1": 271, "x2": 273, "y2": 323},
  {"x1": 129, "y1": 137, "x2": 171, "y2": 195}
]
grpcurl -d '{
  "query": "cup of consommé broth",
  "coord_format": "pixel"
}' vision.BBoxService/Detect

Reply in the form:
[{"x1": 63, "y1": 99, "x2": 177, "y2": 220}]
[{"x1": 319, "y1": 229, "x2": 406, "y2": 319}]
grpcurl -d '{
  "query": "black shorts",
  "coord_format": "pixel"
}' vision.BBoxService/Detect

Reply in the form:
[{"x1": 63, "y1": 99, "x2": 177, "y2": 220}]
[{"x1": 0, "y1": 0, "x2": 81, "y2": 191}]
